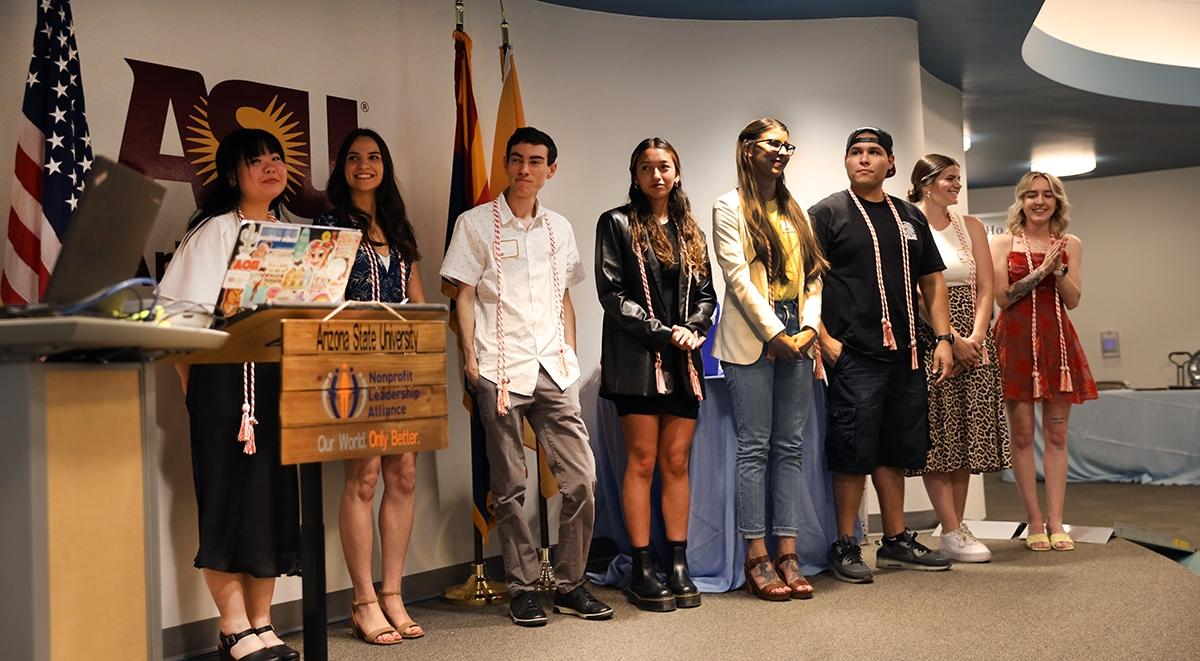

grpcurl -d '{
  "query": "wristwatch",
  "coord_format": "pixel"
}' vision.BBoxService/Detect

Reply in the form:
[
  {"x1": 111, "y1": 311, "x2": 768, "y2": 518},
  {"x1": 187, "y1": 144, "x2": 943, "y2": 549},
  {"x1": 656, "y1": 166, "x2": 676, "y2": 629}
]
[
  {"x1": 935, "y1": 333, "x2": 955, "y2": 346},
  {"x1": 1055, "y1": 264, "x2": 1070, "y2": 278}
]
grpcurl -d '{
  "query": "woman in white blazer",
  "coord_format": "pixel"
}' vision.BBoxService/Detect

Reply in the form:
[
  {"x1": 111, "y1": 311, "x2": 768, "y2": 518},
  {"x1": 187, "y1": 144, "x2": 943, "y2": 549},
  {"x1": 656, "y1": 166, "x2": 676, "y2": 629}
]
[{"x1": 712, "y1": 118, "x2": 827, "y2": 601}]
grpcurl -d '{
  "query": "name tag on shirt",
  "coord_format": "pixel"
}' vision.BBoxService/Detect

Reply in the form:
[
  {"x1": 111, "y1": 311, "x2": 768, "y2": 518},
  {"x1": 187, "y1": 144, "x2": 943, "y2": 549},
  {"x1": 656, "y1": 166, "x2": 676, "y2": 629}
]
[{"x1": 498, "y1": 239, "x2": 520, "y2": 259}]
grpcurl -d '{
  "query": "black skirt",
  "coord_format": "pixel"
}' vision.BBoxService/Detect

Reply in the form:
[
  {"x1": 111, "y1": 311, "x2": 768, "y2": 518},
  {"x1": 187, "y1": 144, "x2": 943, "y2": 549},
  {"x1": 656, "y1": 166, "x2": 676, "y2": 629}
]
[
  {"x1": 603, "y1": 352, "x2": 701, "y2": 420},
  {"x1": 186, "y1": 363, "x2": 301, "y2": 577}
]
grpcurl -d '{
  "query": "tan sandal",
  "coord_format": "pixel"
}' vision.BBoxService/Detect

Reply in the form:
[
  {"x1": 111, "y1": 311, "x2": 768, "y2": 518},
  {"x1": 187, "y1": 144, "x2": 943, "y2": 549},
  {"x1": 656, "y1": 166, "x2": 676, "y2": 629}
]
[
  {"x1": 775, "y1": 553, "x2": 814, "y2": 600},
  {"x1": 351, "y1": 599, "x2": 402, "y2": 646},
  {"x1": 378, "y1": 591, "x2": 425, "y2": 639}
]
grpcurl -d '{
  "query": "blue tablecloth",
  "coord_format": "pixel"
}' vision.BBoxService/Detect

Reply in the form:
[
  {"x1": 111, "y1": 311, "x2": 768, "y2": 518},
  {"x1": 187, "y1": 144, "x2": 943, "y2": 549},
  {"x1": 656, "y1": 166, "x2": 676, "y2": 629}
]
[
  {"x1": 588, "y1": 375, "x2": 839, "y2": 592},
  {"x1": 1016, "y1": 388, "x2": 1200, "y2": 485}
]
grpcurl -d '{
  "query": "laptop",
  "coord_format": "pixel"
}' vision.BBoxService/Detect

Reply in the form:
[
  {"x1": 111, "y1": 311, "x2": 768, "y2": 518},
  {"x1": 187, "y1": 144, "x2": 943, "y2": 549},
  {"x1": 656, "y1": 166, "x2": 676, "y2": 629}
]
[
  {"x1": 215, "y1": 221, "x2": 362, "y2": 319},
  {"x1": 0, "y1": 156, "x2": 166, "y2": 316}
]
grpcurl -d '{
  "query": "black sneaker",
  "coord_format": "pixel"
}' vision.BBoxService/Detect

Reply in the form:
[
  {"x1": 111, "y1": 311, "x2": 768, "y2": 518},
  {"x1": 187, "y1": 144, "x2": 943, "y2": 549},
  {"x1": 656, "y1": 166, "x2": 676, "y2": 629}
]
[
  {"x1": 552, "y1": 584, "x2": 614, "y2": 620},
  {"x1": 876, "y1": 529, "x2": 952, "y2": 571},
  {"x1": 509, "y1": 590, "x2": 548, "y2": 627},
  {"x1": 828, "y1": 535, "x2": 874, "y2": 583}
]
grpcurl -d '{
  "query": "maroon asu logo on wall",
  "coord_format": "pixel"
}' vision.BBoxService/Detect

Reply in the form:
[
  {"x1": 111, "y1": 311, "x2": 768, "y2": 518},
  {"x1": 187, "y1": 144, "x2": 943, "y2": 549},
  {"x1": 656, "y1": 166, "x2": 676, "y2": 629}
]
[{"x1": 118, "y1": 59, "x2": 359, "y2": 219}]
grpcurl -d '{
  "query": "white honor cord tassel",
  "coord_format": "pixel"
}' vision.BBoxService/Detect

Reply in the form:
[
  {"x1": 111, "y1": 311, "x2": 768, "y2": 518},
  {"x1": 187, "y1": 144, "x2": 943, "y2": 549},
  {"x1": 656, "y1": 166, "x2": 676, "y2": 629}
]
[
  {"x1": 848, "y1": 190, "x2": 918, "y2": 370},
  {"x1": 237, "y1": 361, "x2": 258, "y2": 454}
]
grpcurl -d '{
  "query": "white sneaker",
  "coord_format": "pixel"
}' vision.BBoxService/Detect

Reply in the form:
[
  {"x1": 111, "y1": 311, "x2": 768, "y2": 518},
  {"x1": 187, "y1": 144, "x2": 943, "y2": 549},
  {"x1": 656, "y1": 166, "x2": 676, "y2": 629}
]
[{"x1": 939, "y1": 525, "x2": 992, "y2": 562}]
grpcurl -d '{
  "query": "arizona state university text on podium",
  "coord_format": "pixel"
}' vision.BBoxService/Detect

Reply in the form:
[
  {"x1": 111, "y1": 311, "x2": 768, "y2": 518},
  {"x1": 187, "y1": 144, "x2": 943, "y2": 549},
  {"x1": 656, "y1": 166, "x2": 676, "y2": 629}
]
[{"x1": 278, "y1": 317, "x2": 449, "y2": 463}]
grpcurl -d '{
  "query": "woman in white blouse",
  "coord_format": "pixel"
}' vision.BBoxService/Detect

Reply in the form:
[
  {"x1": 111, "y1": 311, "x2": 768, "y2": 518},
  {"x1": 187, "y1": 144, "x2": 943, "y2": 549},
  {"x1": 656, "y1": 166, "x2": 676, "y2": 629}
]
[
  {"x1": 905, "y1": 154, "x2": 1009, "y2": 563},
  {"x1": 158, "y1": 128, "x2": 300, "y2": 661}
]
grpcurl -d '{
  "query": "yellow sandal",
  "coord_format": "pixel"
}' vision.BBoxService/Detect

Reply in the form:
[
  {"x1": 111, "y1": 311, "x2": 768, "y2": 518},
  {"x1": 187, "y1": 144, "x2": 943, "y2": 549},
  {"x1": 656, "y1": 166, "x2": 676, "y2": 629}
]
[
  {"x1": 1049, "y1": 532, "x2": 1075, "y2": 551},
  {"x1": 1025, "y1": 532, "x2": 1051, "y2": 552}
]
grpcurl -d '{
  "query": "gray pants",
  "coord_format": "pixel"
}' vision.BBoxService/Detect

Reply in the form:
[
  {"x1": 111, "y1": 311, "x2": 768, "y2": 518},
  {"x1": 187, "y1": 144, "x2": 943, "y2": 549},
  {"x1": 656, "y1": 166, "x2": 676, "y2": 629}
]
[{"x1": 474, "y1": 368, "x2": 596, "y2": 593}]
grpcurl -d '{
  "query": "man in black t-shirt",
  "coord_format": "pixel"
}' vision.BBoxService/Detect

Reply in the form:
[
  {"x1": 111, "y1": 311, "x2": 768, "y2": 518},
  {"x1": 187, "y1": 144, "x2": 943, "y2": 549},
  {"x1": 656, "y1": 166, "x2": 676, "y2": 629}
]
[{"x1": 809, "y1": 127, "x2": 955, "y2": 583}]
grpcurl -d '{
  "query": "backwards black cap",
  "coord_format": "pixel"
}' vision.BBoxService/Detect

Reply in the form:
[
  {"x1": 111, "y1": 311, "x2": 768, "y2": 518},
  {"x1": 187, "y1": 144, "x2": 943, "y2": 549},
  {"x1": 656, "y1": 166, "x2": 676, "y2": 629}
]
[{"x1": 845, "y1": 126, "x2": 896, "y2": 177}]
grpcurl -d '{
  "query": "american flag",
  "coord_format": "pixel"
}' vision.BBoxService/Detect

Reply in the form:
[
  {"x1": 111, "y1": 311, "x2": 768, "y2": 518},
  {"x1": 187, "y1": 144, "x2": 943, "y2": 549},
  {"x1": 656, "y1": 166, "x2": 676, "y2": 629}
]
[{"x1": 2, "y1": 0, "x2": 93, "y2": 304}]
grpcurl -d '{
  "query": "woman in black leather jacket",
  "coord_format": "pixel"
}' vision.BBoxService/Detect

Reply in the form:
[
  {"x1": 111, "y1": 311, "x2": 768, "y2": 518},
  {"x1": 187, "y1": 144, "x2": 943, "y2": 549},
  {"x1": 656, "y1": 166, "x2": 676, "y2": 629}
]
[{"x1": 595, "y1": 137, "x2": 716, "y2": 612}]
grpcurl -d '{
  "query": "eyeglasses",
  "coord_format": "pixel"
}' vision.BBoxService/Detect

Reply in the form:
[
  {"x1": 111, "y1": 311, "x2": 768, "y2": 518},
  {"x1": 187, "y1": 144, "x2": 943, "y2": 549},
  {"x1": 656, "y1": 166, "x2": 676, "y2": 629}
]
[{"x1": 756, "y1": 139, "x2": 796, "y2": 156}]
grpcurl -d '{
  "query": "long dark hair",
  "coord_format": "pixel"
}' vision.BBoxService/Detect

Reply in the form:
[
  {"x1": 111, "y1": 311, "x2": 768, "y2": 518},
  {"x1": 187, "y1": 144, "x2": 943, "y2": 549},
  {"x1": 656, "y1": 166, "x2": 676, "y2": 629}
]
[
  {"x1": 734, "y1": 118, "x2": 827, "y2": 286},
  {"x1": 186, "y1": 128, "x2": 286, "y2": 232},
  {"x1": 627, "y1": 137, "x2": 708, "y2": 276},
  {"x1": 325, "y1": 128, "x2": 421, "y2": 262}
]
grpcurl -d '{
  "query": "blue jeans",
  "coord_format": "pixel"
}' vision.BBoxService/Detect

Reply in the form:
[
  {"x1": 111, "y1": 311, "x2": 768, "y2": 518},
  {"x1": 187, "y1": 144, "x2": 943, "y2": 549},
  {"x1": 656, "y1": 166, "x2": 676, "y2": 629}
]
[{"x1": 722, "y1": 300, "x2": 814, "y2": 539}]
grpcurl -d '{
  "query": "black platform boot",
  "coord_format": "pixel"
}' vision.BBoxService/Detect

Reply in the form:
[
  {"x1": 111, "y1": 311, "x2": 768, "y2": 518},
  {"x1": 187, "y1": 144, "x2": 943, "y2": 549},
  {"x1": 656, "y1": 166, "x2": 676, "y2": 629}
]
[
  {"x1": 624, "y1": 546, "x2": 676, "y2": 612},
  {"x1": 667, "y1": 540, "x2": 701, "y2": 608}
]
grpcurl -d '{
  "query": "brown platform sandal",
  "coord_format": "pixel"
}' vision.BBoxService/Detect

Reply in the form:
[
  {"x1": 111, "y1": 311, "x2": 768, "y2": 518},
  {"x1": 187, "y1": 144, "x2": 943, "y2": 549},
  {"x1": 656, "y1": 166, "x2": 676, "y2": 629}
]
[
  {"x1": 351, "y1": 599, "x2": 402, "y2": 646},
  {"x1": 744, "y1": 555, "x2": 790, "y2": 602},
  {"x1": 378, "y1": 590, "x2": 425, "y2": 639},
  {"x1": 775, "y1": 553, "x2": 814, "y2": 600}
]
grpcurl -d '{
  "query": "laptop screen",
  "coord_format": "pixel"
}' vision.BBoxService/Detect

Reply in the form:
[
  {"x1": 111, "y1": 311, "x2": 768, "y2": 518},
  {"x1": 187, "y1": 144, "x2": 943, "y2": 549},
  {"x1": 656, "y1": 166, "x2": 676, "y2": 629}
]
[{"x1": 216, "y1": 221, "x2": 362, "y2": 318}]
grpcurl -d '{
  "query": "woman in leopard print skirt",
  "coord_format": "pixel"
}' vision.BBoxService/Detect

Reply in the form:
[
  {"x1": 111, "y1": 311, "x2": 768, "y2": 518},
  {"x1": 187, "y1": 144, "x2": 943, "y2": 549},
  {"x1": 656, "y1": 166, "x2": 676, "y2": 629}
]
[{"x1": 906, "y1": 155, "x2": 1010, "y2": 562}]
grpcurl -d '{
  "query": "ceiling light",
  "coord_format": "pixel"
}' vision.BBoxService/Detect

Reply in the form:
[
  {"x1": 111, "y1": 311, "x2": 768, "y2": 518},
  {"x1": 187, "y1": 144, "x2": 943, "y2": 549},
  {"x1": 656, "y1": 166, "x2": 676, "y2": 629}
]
[
  {"x1": 963, "y1": 132, "x2": 972, "y2": 152},
  {"x1": 1030, "y1": 144, "x2": 1096, "y2": 177}
]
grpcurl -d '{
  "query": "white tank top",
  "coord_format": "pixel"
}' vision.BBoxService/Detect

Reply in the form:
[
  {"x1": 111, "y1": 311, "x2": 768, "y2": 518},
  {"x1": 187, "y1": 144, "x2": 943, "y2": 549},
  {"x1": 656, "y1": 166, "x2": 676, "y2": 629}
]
[{"x1": 930, "y1": 209, "x2": 973, "y2": 287}]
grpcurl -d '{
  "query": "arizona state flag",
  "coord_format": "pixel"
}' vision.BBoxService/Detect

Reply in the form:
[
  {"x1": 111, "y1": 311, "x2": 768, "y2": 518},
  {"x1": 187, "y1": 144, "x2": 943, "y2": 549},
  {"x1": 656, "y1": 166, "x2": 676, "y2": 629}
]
[
  {"x1": 444, "y1": 29, "x2": 495, "y2": 536},
  {"x1": 444, "y1": 29, "x2": 490, "y2": 283},
  {"x1": 488, "y1": 41, "x2": 524, "y2": 200}
]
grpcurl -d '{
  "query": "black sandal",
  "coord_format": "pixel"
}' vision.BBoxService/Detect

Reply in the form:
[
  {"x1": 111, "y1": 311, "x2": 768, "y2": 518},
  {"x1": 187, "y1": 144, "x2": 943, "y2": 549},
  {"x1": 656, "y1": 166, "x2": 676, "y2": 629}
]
[
  {"x1": 251, "y1": 624, "x2": 300, "y2": 660},
  {"x1": 217, "y1": 628, "x2": 277, "y2": 661}
]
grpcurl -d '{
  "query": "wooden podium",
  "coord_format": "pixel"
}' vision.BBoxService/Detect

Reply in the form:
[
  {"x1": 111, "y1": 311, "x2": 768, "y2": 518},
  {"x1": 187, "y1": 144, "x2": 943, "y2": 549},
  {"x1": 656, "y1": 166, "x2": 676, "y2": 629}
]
[
  {"x1": 0, "y1": 317, "x2": 226, "y2": 661},
  {"x1": 183, "y1": 302, "x2": 449, "y2": 661}
]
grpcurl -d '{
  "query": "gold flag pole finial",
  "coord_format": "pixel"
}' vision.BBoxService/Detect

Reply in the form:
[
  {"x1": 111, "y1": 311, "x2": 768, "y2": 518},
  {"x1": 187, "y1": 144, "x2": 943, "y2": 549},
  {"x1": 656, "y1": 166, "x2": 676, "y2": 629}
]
[
  {"x1": 499, "y1": 0, "x2": 510, "y2": 46},
  {"x1": 455, "y1": 0, "x2": 464, "y2": 30}
]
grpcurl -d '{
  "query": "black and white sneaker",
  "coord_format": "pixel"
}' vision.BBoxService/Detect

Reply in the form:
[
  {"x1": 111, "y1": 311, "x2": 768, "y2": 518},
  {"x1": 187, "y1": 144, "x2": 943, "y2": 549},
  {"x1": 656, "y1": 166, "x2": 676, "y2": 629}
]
[
  {"x1": 552, "y1": 584, "x2": 614, "y2": 620},
  {"x1": 509, "y1": 590, "x2": 548, "y2": 627},
  {"x1": 876, "y1": 529, "x2": 951, "y2": 571},
  {"x1": 828, "y1": 535, "x2": 874, "y2": 583}
]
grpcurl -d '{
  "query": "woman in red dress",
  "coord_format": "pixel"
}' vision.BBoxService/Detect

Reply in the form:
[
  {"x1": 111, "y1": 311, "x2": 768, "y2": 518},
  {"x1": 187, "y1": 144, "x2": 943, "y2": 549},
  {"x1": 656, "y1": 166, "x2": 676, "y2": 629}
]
[{"x1": 990, "y1": 172, "x2": 1097, "y2": 552}]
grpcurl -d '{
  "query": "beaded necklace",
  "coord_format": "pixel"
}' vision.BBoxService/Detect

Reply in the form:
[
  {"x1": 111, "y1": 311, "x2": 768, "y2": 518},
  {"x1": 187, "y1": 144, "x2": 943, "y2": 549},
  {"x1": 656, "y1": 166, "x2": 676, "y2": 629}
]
[
  {"x1": 847, "y1": 190, "x2": 918, "y2": 370},
  {"x1": 233, "y1": 206, "x2": 277, "y2": 454},
  {"x1": 1018, "y1": 232, "x2": 1073, "y2": 398},
  {"x1": 491, "y1": 198, "x2": 567, "y2": 415}
]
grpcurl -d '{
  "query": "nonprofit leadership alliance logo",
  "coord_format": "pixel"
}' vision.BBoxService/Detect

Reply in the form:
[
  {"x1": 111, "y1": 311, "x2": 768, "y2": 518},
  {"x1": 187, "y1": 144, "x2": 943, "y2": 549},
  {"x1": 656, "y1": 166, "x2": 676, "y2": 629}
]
[
  {"x1": 322, "y1": 363, "x2": 367, "y2": 421},
  {"x1": 116, "y1": 59, "x2": 360, "y2": 277}
]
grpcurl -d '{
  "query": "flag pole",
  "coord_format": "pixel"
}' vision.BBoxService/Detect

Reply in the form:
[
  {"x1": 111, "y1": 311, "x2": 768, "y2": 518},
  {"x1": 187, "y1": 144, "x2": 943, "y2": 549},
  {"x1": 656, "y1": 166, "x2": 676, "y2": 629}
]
[
  {"x1": 443, "y1": 0, "x2": 508, "y2": 605},
  {"x1": 535, "y1": 441, "x2": 556, "y2": 592}
]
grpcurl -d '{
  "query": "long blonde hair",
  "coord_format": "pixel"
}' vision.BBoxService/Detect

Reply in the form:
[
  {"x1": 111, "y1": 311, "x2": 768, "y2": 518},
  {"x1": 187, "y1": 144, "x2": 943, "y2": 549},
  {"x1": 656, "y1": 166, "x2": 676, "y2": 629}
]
[
  {"x1": 1006, "y1": 171, "x2": 1071, "y2": 236},
  {"x1": 734, "y1": 118, "x2": 827, "y2": 287}
]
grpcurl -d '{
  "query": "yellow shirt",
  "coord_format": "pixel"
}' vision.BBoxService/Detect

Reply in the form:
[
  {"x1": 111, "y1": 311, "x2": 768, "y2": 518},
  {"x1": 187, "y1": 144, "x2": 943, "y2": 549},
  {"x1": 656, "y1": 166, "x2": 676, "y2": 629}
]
[{"x1": 765, "y1": 199, "x2": 802, "y2": 301}]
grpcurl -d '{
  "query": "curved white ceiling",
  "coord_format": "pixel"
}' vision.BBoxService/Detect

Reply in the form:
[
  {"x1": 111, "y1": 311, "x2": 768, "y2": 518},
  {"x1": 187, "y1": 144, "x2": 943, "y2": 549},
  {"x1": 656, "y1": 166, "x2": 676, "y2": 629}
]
[{"x1": 1024, "y1": 0, "x2": 1200, "y2": 106}]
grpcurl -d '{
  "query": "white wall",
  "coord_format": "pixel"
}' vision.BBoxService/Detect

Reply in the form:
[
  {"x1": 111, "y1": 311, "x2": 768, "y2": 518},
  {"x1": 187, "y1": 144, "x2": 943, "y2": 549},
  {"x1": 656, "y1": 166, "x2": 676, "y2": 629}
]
[
  {"x1": 2, "y1": 0, "x2": 961, "y2": 628},
  {"x1": 970, "y1": 166, "x2": 1200, "y2": 389}
]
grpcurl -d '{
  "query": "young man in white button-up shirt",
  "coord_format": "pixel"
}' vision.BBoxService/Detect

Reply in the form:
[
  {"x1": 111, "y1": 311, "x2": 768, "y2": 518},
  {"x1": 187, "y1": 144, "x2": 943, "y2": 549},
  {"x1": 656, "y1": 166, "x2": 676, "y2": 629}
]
[{"x1": 441, "y1": 127, "x2": 612, "y2": 627}]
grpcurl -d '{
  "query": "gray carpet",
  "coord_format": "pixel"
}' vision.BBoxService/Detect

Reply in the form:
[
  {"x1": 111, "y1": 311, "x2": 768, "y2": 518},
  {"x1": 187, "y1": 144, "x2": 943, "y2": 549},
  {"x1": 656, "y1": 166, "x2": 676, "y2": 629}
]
[{"x1": 282, "y1": 477, "x2": 1200, "y2": 660}]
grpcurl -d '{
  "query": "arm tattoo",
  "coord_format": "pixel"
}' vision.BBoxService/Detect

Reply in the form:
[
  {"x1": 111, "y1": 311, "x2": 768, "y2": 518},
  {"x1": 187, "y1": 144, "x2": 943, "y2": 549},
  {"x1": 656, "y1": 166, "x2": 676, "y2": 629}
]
[{"x1": 1006, "y1": 269, "x2": 1044, "y2": 304}]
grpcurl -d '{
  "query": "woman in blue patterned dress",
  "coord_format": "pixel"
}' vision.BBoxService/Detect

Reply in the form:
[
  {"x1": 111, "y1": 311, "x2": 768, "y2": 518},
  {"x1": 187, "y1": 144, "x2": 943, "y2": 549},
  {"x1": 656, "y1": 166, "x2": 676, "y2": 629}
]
[{"x1": 316, "y1": 128, "x2": 426, "y2": 645}]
